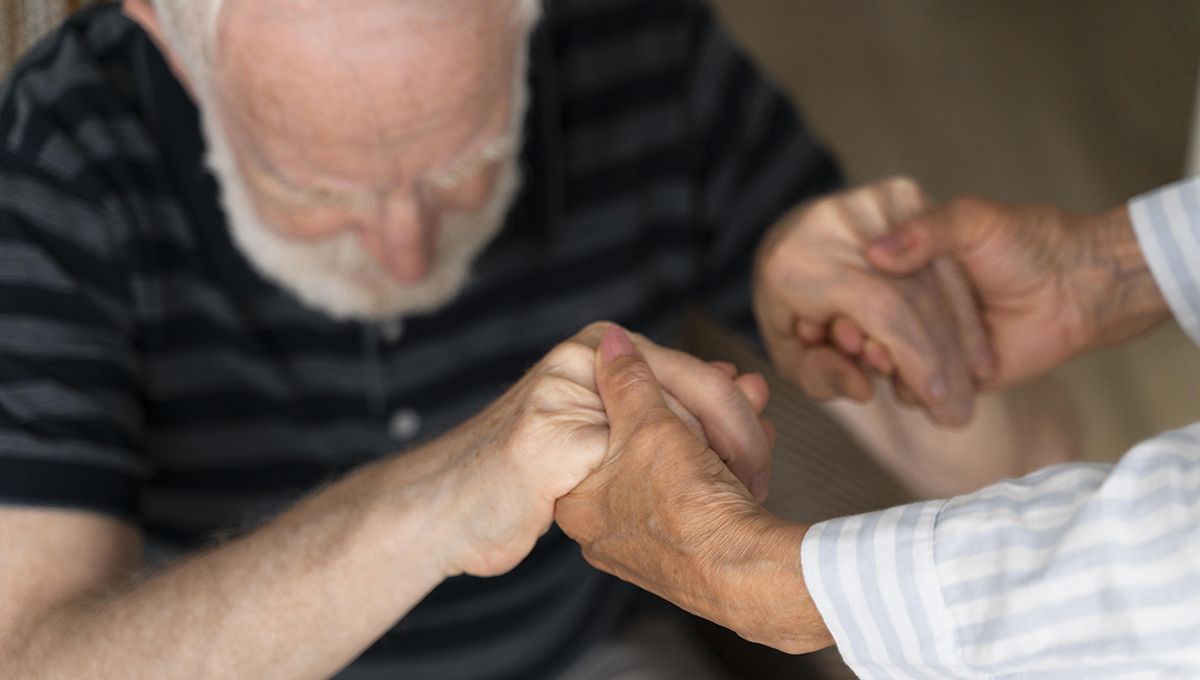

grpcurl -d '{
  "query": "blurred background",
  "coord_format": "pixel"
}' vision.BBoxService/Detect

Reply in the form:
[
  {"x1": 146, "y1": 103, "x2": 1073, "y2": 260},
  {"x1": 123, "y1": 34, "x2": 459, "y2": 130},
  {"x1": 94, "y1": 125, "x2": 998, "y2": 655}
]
[{"x1": 4, "y1": 2, "x2": 1200, "y2": 678}]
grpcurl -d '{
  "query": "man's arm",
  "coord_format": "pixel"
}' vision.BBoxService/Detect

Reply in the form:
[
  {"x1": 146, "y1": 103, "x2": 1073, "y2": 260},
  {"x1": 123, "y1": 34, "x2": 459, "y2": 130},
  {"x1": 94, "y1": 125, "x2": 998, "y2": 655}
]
[
  {"x1": 0, "y1": 323, "x2": 772, "y2": 680},
  {"x1": 0, "y1": 446, "x2": 472, "y2": 680}
]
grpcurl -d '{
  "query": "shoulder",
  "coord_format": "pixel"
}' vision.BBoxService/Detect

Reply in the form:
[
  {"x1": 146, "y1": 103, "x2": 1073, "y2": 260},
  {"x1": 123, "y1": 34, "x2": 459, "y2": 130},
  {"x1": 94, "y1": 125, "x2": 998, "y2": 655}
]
[
  {"x1": 0, "y1": 6, "x2": 167, "y2": 262},
  {"x1": 1, "y1": 5, "x2": 155, "y2": 198},
  {"x1": 545, "y1": 0, "x2": 714, "y2": 56}
]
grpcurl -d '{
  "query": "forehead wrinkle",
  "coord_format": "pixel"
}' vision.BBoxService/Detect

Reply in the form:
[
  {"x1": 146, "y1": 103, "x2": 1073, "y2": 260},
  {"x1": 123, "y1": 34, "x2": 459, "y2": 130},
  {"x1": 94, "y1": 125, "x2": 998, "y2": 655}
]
[
  {"x1": 214, "y1": 0, "x2": 526, "y2": 190},
  {"x1": 221, "y1": 8, "x2": 511, "y2": 140}
]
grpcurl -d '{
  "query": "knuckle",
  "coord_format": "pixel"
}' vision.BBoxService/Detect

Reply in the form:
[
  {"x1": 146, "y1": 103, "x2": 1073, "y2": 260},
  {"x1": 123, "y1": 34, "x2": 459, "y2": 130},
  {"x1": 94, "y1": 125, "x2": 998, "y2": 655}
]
[
  {"x1": 609, "y1": 361, "x2": 659, "y2": 395},
  {"x1": 887, "y1": 175, "x2": 927, "y2": 208},
  {"x1": 527, "y1": 373, "x2": 579, "y2": 407},
  {"x1": 695, "y1": 363, "x2": 733, "y2": 394},
  {"x1": 885, "y1": 174, "x2": 919, "y2": 194},
  {"x1": 544, "y1": 339, "x2": 592, "y2": 372},
  {"x1": 637, "y1": 415, "x2": 688, "y2": 447}
]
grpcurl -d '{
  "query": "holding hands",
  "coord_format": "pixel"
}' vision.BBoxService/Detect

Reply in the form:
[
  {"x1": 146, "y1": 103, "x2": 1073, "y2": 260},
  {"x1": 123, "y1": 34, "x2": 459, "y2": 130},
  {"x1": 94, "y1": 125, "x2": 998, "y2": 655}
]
[
  {"x1": 865, "y1": 197, "x2": 1166, "y2": 387},
  {"x1": 753, "y1": 177, "x2": 993, "y2": 425},
  {"x1": 555, "y1": 326, "x2": 830, "y2": 654},
  {"x1": 754, "y1": 177, "x2": 1167, "y2": 424},
  {"x1": 471, "y1": 183, "x2": 1169, "y2": 650},
  {"x1": 439, "y1": 322, "x2": 773, "y2": 578}
]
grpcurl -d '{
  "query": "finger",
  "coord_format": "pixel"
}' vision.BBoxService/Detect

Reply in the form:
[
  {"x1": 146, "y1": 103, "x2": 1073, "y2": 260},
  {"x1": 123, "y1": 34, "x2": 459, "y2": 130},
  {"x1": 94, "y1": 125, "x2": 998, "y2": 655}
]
[
  {"x1": 894, "y1": 379, "x2": 920, "y2": 407},
  {"x1": 734, "y1": 372, "x2": 769, "y2": 414},
  {"x1": 594, "y1": 325, "x2": 680, "y2": 443},
  {"x1": 934, "y1": 257, "x2": 996, "y2": 382},
  {"x1": 796, "y1": 346, "x2": 875, "y2": 402},
  {"x1": 862, "y1": 338, "x2": 895, "y2": 375},
  {"x1": 830, "y1": 279, "x2": 959, "y2": 413},
  {"x1": 796, "y1": 318, "x2": 826, "y2": 345},
  {"x1": 866, "y1": 200, "x2": 989, "y2": 275},
  {"x1": 634, "y1": 341, "x2": 772, "y2": 498},
  {"x1": 877, "y1": 175, "x2": 933, "y2": 225},
  {"x1": 709, "y1": 361, "x2": 739, "y2": 378},
  {"x1": 663, "y1": 391, "x2": 707, "y2": 442},
  {"x1": 831, "y1": 317, "x2": 866, "y2": 356}
]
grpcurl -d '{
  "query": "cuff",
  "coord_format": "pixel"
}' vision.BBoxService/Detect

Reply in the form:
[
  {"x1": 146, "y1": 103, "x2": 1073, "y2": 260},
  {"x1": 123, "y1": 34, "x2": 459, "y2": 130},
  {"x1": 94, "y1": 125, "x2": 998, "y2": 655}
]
[
  {"x1": 801, "y1": 501, "x2": 982, "y2": 679},
  {"x1": 1129, "y1": 176, "x2": 1200, "y2": 347}
]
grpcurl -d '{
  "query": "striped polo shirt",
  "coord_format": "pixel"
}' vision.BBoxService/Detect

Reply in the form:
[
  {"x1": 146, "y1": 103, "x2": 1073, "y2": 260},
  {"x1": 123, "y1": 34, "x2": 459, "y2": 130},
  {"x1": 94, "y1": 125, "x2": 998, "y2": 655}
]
[{"x1": 0, "y1": 1, "x2": 840, "y2": 677}]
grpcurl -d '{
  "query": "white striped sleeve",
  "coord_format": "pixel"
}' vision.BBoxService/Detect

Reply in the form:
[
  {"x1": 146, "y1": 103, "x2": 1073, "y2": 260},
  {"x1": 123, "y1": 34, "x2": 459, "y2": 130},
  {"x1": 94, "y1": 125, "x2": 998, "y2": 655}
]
[
  {"x1": 802, "y1": 424, "x2": 1200, "y2": 679},
  {"x1": 1129, "y1": 176, "x2": 1200, "y2": 346}
]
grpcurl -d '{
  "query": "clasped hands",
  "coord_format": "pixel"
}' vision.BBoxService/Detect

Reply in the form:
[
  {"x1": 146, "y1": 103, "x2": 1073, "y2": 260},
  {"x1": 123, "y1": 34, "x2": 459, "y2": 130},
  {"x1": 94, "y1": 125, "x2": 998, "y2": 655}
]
[{"x1": 436, "y1": 176, "x2": 1155, "y2": 652}]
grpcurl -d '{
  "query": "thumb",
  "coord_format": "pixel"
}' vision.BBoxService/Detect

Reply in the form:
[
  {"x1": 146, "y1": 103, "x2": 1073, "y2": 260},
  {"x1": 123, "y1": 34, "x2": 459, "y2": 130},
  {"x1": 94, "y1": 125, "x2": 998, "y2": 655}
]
[
  {"x1": 867, "y1": 203, "x2": 983, "y2": 275},
  {"x1": 594, "y1": 324, "x2": 676, "y2": 444}
]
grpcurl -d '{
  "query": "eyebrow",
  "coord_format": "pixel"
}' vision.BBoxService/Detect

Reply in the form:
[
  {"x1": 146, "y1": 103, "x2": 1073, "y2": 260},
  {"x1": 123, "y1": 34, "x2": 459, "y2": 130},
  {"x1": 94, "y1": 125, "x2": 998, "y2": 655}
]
[
  {"x1": 426, "y1": 133, "x2": 517, "y2": 190},
  {"x1": 250, "y1": 161, "x2": 376, "y2": 208}
]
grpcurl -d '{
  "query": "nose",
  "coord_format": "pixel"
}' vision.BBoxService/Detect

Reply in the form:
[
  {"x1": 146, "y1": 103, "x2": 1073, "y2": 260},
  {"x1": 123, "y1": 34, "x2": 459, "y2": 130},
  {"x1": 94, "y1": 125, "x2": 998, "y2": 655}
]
[{"x1": 356, "y1": 196, "x2": 439, "y2": 283}]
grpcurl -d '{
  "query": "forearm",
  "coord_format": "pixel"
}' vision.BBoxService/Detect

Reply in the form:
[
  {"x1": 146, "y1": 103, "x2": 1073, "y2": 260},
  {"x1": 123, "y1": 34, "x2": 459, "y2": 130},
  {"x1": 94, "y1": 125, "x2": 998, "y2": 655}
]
[{"x1": 6, "y1": 446, "x2": 463, "y2": 680}]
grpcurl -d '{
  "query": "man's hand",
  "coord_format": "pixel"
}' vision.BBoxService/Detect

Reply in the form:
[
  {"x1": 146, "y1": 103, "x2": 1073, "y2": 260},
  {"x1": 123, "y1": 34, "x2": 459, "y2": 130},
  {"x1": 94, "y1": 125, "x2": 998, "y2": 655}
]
[
  {"x1": 555, "y1": 326, "x2": 832, "y2": 654},
  {"x1": 753, "y1": 177, "x2": 993, "y2": 426},
  {"x1": 865, "y1": 198, "x2": 1172, "y2": 388},
  {"x1": 441, "y1": 322, "x2": 772, "y2": 578}
]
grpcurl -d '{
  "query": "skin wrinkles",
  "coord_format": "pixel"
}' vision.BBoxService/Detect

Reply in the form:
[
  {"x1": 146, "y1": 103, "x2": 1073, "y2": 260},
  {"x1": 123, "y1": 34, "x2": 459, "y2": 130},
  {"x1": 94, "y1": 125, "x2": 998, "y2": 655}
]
[{"x1": 216, "y1": 0, "x2": 515, "y2": 176}]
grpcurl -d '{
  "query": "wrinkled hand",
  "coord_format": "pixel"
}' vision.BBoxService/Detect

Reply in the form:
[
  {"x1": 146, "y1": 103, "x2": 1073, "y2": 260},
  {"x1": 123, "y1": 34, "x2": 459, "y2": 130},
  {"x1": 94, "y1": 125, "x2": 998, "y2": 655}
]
[
  {"x1": 555, "y1": 326, "x2": 831, "y2": 654},
  {"x1": 865, "y1": 198, "x2": 1167, "y2": 388},
  {"x1": 753, "y1": 177, "x2": 993, "y2": 426},
  {"x1": 443, "y1": 322, "x2": 772, "y2": 578}
]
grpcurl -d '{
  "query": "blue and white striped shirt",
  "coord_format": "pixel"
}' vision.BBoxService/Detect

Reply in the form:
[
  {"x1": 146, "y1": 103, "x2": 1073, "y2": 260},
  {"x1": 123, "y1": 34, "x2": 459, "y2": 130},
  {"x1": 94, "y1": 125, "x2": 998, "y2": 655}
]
[{"x1": 802, "y1": 176, "x2": 1200, "y2": 679}]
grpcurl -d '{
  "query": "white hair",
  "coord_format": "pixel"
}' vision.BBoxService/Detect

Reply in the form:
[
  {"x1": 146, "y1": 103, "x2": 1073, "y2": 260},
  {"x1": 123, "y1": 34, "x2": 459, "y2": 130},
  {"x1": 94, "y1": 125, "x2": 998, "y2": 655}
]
[{"x1": 150, "y1": 0, "x2": 542, "y2": 88}]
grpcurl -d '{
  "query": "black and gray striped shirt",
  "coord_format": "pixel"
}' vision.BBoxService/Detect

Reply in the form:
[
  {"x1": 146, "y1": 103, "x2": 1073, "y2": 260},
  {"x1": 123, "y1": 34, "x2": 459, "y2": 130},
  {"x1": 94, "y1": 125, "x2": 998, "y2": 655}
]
[{"x1": 0, "y1": 1, "x2": 839, "y2": 677}]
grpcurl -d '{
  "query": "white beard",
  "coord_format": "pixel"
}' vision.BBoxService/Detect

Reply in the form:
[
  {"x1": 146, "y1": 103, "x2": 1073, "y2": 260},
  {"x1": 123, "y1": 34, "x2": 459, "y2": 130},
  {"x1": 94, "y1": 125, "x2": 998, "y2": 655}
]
[{"x1": 196, "y1": 96, "x2": 524, "y2": 322}]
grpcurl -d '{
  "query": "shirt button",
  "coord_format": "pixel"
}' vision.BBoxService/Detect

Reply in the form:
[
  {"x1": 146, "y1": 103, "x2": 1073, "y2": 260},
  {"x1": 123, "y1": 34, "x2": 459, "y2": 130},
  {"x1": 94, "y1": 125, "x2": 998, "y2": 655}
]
[
  {"x1": 381, "y1": 318, "x2": 405, "y2": 343},
  {"x1": 388, "y1": 408, "x2": 422, "y2": 442}
]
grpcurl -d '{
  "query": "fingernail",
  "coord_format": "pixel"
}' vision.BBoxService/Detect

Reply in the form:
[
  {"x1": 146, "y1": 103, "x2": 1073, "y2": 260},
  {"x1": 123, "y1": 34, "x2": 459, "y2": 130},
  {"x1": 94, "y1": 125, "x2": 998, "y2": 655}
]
[
  {"x1": 600, "y1": 324, "x2": 636, "y2": 363},
  {"x1": 927, "y1": 375, "x2": 948, "y2": 403},
  {"x1": 872, "y1": 232, "x2": 910, "y2": 256}
]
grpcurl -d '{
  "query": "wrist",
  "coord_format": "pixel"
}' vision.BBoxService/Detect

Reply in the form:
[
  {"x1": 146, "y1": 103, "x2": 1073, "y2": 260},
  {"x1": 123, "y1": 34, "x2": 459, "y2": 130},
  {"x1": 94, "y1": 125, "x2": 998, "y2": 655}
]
[
  {"x1": 1068, "y1": 205, "x2": 1172, "y2": 353},
  {"x1": 372, "y1": 436, "x2": 477, "y2": 580},
  {"x1": 708, "y1": 512, "x2": 833, "y2": 654}
]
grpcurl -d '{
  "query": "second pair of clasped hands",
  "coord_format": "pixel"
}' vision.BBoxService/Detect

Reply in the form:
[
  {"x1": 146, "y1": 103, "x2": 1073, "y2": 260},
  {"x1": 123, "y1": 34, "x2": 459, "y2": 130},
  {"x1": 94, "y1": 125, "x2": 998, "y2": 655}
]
[{"x1": 438, "y1": 177, "x2": 1160, "y2": 655}]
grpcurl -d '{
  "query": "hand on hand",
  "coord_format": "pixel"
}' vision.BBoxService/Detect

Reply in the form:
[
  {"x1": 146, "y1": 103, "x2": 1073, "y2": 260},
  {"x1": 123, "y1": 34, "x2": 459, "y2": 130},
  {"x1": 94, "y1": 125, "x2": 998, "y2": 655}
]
[
  {"x1": 442, "y1": 322, "x2": 772, "y2": 578},
  {"x1": 753, "y1": 177, "x2": 993, "y2": 425},
  {"x1": 866, "y1": 198, "x2": 1162, "y2": 388},
  {"x1": 555, "y1": 326, "x2": 831, "y2": 654}
]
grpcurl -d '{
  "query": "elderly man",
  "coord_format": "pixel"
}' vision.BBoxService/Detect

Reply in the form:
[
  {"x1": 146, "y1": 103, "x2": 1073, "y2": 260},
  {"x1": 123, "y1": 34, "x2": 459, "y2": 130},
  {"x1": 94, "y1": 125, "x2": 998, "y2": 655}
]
[
  {"x1": 564, "y1": 178, "x2": 1200, "y2": 677},
  {"x1": 0, "y1": 1, "x2": 1070, "y2": 678}
]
